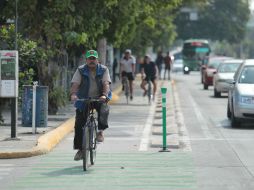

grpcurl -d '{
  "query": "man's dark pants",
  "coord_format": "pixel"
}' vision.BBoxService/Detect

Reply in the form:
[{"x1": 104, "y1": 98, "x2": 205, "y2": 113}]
[{"x1": 74, "y1": 102, "x2": 109, "y2": 150}]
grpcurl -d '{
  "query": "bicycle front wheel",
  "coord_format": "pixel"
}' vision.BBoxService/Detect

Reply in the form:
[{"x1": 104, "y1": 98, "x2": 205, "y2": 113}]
[
  {"x1": 125, "y1": 83, "x2": 129, "y2": 104},
  {"x1": 82, "y1": 127, "x2": 90, "y2": 171},
  {"x1": 90, "y1": 121, "x2": 97, "y2": 165}
]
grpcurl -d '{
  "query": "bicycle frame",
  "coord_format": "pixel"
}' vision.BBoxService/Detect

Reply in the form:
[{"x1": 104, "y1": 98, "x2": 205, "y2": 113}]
[
  {"x1": 147, "y1": 79, "x2": 152, "y2": 104},
  {"x1": 122, "y1": 76, "x2": 129, "y2": 104},
  {"x1": 77, "y1": 98, "x2": 101, "y2": 171},
  {"x1": 145, "y1": 77, "x2": 153, "y2": 104}
]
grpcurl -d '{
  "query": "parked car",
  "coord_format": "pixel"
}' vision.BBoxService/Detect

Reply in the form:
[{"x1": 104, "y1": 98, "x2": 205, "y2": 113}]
[
  {"x1": 202, "y1": 56, "x2": 232, "y2": 90},
  {"x1": 227, "y1": 59, "x2": 254, "y2": 127},
  {"x1": 172, "y1": 59, "x2": 183, "y2": 73},
  {"x1": 213, "y1": 59, "x2": 243, "y2": 97}
]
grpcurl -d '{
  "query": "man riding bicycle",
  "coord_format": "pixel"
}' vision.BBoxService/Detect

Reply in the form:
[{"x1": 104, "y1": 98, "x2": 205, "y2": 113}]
[
  {"x1": 120, "y1": 49, "x2": 136, "y2": 100},
  {"x1": 140, "y1": 54, "x2": 158, "y2": 99},
  {"x1": 70, "y1": 50, "x2": 112, "y2": 161}
]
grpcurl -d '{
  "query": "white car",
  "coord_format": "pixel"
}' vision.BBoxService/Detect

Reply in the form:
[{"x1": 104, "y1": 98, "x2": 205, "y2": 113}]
[
  {"x1": 172, "y1": 59, "x2": 183, "y2": 73},
  {"x1": 213, "y1": 59, "x2": 243, "y2": 97},
  {"x1": 227, "y1": 59, "x2": 254, "y2": 127}
]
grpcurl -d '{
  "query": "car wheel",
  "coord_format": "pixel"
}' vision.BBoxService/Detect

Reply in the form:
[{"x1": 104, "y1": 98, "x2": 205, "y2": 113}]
[
  {"x1": 203, "y1": 83, "x2": 208, "y2": 90},
  {"x1": 227, "y1": 101, "x2": 231, "y2": 119},
  {"x1": 231, "y1": 106, "x2": 241, "y2": 128},
  {"x1": 214, "y1": 88, "x2": 221, "y2": 97}
]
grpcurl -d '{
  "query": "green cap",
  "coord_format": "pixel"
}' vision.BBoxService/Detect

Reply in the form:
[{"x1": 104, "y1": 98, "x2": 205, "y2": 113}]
[{"x1": 85, "y1": 50, "x2": 99, "y2": 59}]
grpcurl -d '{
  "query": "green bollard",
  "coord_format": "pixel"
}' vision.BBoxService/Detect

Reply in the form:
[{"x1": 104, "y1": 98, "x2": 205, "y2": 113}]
[{"x1": 159, "y1": 87, "x2": 170, "y2": 152}]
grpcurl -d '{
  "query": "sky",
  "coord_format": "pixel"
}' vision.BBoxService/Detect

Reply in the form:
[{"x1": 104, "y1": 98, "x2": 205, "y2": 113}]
[{"x1": 251, "y1": 0, "x2": 254, "y2": 10}]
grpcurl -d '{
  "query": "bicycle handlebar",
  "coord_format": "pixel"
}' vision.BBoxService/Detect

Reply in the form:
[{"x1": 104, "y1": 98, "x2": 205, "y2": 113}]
[{"x1": 76, "y1": 97, "x2": 104, "y2": 103}]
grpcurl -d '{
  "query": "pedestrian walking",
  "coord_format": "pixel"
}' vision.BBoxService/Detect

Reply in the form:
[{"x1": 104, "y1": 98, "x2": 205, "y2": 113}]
[
  {"x1": 164, "y1": 51, "x2": 172, "y2": 80},
  {"x1": 155, "y1": 51, "x2": 164, "y2": 79}
]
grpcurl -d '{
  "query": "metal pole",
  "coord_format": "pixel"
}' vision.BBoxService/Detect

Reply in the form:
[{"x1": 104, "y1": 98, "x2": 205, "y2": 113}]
[
  {"x1": 159, "y1": 87, "x2": 170, "y2": 152},
  {"x1": 32, "y1": 82, "x2": 38, "y2": 134},
  {"x1": 11, "y1": 0, "x2": 18, "y2": 139},
  {"x1": 15, "y1": 0, "x2": 18, "y2": 50},
  {"x1": 10, "y1": 98, "x2": 17, "y2": 138}
]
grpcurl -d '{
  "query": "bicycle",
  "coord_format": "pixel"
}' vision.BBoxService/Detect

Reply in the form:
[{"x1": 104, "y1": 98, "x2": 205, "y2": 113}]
[
  {"x1": 122, "y1": 76, "x2": 129, "y2": 104},
  {"x1": 77, "y1": 98, "x2": 101, "y2": 171},
  {"x1": 147, "y1": 79, "x2": 152, "y2": 104}
]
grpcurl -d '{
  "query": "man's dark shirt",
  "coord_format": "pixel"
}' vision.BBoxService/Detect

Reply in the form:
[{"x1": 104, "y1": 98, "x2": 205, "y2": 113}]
[{"x1": 142, "y1": 61, "x2": 156, "y2": 78}]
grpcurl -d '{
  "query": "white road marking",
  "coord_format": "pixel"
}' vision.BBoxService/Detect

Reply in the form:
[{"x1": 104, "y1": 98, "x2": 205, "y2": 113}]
[
  {"x1": 139, "y1": 97, "x2": 157, "y2": 151},
  {"x1": 0, "y1": 168, "x2": 12, "y2": 171},
  {"x1": 0, "y1": 164, "x2": 13, "y2": 167},
  {"x1": 173, "y1": 83, "x2": 192, "y2": 152},
  {"x1": 188, "y1": 92, "x2": 214, "y2": 139}
]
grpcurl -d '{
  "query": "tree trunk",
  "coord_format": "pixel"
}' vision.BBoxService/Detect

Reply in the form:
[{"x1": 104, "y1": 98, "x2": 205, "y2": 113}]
[{"x1": 97, "y1": 38, "x2": 107, "y2": 65}]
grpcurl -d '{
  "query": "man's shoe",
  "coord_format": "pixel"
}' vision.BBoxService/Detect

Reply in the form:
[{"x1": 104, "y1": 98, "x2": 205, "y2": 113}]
[
  {"x1": 130, "y1": 96, "x2": 133, "y2": 100},
  {"x1": 74, "y1": 150, "x2": 83, "y2": 161},
  {"x1": 97, "y1": 131, "x2": 104, "y2": 142},
  {"x1": 122, "y1": 85, "x2": 124, "y2": 91}
]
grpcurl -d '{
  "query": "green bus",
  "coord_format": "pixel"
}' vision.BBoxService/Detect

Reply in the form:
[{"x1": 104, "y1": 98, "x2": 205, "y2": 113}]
[{"x1": 182, "y1": 39, "x2": 211, "y2": 74}]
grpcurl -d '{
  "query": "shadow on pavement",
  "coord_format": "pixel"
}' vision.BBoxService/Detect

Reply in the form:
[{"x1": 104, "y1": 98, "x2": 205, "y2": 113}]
[
  {"x1": 220, "y1": 119, "x2": 254, "y2": 130},
  {"x1": 43, "y1": 166, "x2": 89, "y2": 176},
  {"x1": 111, "y1": 103, "x2": 151, "y2": 107}
]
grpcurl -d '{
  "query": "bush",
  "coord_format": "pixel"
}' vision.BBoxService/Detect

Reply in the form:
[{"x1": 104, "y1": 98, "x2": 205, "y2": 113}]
[{"x1": 48, "y1": 87, "x2": 67, "y2": 114}]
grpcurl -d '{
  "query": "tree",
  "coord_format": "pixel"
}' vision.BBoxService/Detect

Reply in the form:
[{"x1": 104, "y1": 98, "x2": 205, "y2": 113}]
[
  {"x1": 0, "y1": 24, "x2": 47, "y2": 122},
  {"x1": 0, "y1": 0, "x2": 197, "y2": 113},
  {"x1": 175, "y1": 0, "x2": 250, "y2": 43}
]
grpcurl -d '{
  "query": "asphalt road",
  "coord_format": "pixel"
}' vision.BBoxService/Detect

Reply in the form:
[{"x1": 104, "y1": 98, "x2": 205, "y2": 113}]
[{"x1": 174, "y1": 71, "x2": 254, "y2": 190}]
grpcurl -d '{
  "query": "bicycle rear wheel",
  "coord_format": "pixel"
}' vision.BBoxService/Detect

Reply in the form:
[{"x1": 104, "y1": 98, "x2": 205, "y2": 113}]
[
  {"x1": 147, "y1": 81, "x2": 152, "y2": 104},
  {"x1": 82, "y1": 126, "x2": 90, "y2": 171},
  {"x1": 90, "y1": 120, "x2": 97, "y2": 165}
]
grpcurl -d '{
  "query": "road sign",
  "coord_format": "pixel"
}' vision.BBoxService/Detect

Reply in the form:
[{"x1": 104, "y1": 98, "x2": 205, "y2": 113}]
[{"x1": 0, "y1": 51, "x2": 18, "y2": 97}]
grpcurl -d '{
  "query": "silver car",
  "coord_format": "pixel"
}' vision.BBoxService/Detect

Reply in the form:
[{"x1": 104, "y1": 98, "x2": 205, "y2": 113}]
[
  {"x1": 172, "y1": 59, "x2": 183, "y2": 73},
  {"x1": 227, "y1": 59, "x2": 254, "y2": 127},
  {"x1": 213, "y1": 59, "x2": 243, "y2": 97}
]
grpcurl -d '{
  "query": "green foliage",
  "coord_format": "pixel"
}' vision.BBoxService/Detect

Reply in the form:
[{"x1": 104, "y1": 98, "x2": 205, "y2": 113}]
[
  {"x1": 0, "y1": 24, "x2": 44, "y2": 85},
  {"x1": 48, "y1": 87, "x2": 67, "y2": 114},
  {"x1": 0, "y1": 0, "x2": 197, "y2": 113},
  {"x1": 175, "y1": 0, "x2": 250, "y2": 43}
]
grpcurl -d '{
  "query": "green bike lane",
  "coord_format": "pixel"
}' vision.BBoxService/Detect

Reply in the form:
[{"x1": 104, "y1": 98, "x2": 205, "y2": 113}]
[
  {"x1": 10, "y1": 151, "x2": 196, "y2": 190},
  {"x1": 6, "y1": 80, "x2": 197, "y2": 190}
]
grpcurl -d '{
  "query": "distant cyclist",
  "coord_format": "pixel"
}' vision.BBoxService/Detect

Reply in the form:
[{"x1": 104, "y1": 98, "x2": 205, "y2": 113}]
[
  {"x1": 120, "y1": 49, "x2": 136, "y2": 100},
  {"x1": 140, "y1": 54, "x2": 158, "y2": 99},
  {"x1": 70, "y1": 50, "x2": 111, "y2": 161}
]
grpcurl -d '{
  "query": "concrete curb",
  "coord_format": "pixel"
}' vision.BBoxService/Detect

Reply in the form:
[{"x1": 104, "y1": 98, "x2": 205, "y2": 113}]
[
  {"x1": 109, "y1": 84, "x2": 122, "y2": 105},
  {"x1": 0, "y1": 117, "x2": 75, "y2": 159},
  {"x1": 0, "y1": 85, "x2": 121, "y2": 159}
]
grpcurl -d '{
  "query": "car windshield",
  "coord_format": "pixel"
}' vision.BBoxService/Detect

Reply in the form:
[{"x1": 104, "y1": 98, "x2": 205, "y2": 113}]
[
  {"x1": 207, "y1": 61, "x2": 221, "y2": 69},
  {"x1": 174, "y1": 60, "x2": 183, "y2": 64},
  {"x1": 218, "y1": 63, "x2": 241, "y2": 73},
  {"x1": 239, "y1": 66, "x2": 254, "y2": 84}
]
